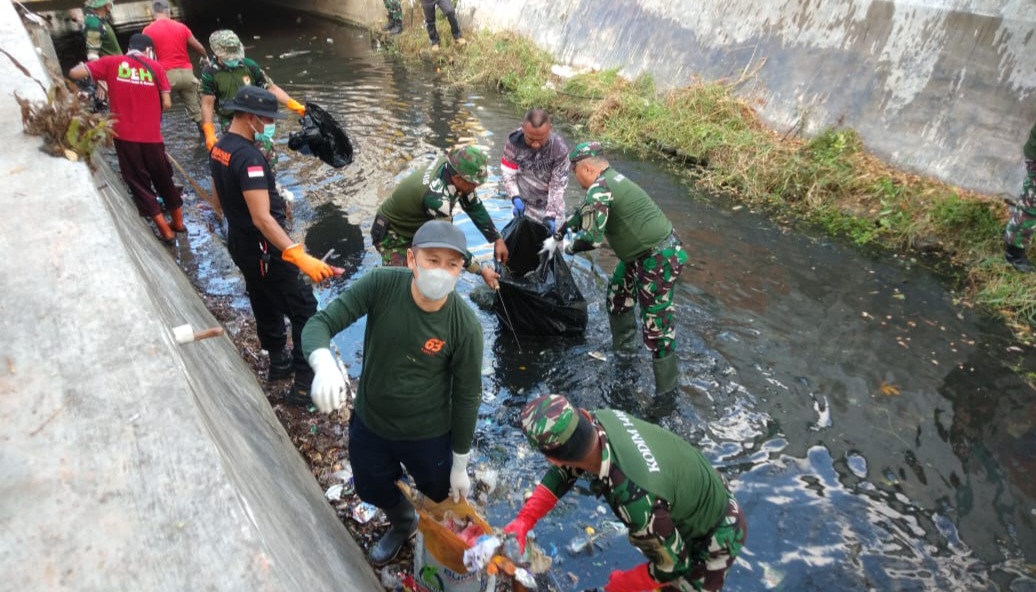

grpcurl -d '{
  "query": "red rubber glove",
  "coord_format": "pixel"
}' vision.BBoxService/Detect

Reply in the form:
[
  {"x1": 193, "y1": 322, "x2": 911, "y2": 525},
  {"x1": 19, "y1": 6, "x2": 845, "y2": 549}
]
[
  {"x1": 604, "y1": 564, "x2": 663, "y2": 592},
  {"x1": 503, "y1": 484, "x2": 557, "y2": 553}
]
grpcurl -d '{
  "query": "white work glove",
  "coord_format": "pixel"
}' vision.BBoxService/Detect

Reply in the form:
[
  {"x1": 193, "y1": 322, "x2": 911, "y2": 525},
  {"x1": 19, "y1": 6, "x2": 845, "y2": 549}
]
[
  {"x1": 308, "y1": 348, "x2": 348, "y2": 414},
  {"x1": 449, "y1": 451, "x2": 471, "y2": 502},
  {"x1": 538, "y1": 235, "x2": 561, "y2": 256}
]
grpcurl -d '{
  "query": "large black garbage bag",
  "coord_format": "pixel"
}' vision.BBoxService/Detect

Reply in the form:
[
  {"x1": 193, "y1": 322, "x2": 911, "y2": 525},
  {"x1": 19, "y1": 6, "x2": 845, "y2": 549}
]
[
  {"x1": 493, "y1": 217, "x2": 587, "y2": 336},
  {"x1": 287, "y1": 101, "x2": 354, "y2": 168}
]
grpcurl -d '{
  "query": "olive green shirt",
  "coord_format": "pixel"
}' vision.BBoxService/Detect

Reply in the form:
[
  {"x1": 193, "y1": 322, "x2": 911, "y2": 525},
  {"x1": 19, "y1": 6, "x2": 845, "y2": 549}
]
[
  {"x1": 301, "y1": 267, "x2": 483, "y2": 453},
  {"x1": 83, "y1": 12, "x2": 121, "y2": 59},
  {"x1": 565, "y1": 167, "x2": 673, "y2": 262},
  {"x1": 199, "y1": 58, "x2": 270, "y2": 125}
]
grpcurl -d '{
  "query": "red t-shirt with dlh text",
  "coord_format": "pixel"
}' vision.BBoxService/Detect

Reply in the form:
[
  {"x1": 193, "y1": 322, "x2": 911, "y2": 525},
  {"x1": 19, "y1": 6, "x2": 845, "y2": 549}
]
[
  {"x1": 142, "y1": 18, "x2": 194, "y2": 71},
  {"x1": 86, "y1": 54, "x2": 170, "y2": 143}
]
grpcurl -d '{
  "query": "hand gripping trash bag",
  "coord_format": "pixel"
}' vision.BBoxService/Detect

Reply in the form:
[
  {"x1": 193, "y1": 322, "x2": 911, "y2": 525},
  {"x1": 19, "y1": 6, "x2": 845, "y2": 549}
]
[
  {"x1": 287, "y1": 101, "x2": 354, "y2": 168},
  {"x1": 493, "y1": 217, "x2": 587, "y2": 336}
]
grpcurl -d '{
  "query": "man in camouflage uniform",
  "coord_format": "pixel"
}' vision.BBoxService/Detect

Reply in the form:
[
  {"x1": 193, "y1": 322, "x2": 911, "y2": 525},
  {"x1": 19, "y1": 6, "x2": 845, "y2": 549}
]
[
  {"x1": 506, "y1": 394, "x2": 747, "y2": 592},
  {"x1": 383, "y1": 0, "x2": 403, "y2": 35},
  {"x1": 1004, "y1": 118, "x2": 1036, "y2": 273},
  {"x1": 82, "y1": 0, "x2": 121, "y2": 61},
  {"x1": 372, "y1": 145, "x2": 507, "y2": 287},
  {"x1": 546, "y1": 141, "x2": 687, "y2": 396},
  {"x1": 501, "y1": 108, "x2": 569, "y2": 234},
  {"x1": 200, "y1": 29, "x2": 306, "y2": 153}
]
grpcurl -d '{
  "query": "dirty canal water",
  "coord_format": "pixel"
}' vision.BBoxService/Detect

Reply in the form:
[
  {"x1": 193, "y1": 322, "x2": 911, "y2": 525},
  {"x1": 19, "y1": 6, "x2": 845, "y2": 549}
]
[{"x1": 59, "y1": 8, "x2": 1036, "y2": 591}]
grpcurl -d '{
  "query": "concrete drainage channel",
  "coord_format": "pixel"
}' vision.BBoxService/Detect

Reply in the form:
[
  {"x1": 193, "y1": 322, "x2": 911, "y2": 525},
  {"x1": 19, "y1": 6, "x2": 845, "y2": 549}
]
[{"x1": 0, "y1": 4, "x2": 383, "y2": 590}]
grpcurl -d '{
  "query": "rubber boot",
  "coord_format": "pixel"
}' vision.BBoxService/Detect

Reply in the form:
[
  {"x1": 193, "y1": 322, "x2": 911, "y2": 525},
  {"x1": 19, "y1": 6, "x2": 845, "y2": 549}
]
[
  {"x1": 169, "y1": 207, "x2": 187, "y2": 233},
  {"x1": 609, "y1": 313, "x2": 639, "y2": 353},
  {"x1": 267, "y1": 348, "x2": 294, "y2": 381},
  {"x1": 652, "y1": 355, "x2": 679, "y2": 397},
  {"x1": 1005, "y1": 244, "x2": 1034, "y2": 273},
  {"x1": 370, "y1": 499, "x2": 418, "y2": 566},
  {"x1": 151, "y1": 214, "x2": 175, "y2": 244}
]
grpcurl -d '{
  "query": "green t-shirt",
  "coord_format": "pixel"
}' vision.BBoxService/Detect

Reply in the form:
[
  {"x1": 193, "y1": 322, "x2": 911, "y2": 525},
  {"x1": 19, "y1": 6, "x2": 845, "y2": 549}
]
[
  {"x1": 1024, "y1": 119, "x2": 1036, "y2": 161},
  {"x1": 83, "y1": 12, "x2": 121, "y2": 58},
  {"x1": 301, "y1": 267, "x2": 483, "y2": 453},
  {"x1": 565, "y1": 167, "x2": 672, "y2": 262},
  {"x1": 378, "y1": 157, "x2": 501, "y2": 247},
  {"x1": 199, "y1": 58, "x2": 269, "y2": 125}
]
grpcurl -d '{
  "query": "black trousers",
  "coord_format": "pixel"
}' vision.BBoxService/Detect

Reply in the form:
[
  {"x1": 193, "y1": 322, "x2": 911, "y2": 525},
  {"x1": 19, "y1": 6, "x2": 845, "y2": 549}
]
[
  {"x1": 227, "y1": 232, "x2": 317, "y2": 378},
  {"x1": 113, "y1": 139, "x2": 182, "y2": 217},
  {"x1": 421, "y1": 0, "x2": 460, "y2": 43}
]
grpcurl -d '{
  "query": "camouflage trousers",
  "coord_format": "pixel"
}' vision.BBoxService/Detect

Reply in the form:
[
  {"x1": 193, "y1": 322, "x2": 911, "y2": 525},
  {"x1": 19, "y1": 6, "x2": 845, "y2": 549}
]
[
  {"x1": 665, "y1": 495, "x2": 748, "y2": 592},
  {"x1": 607, "y1": 234, "x2": 687, "y2": 358},
  {"x1": 374, "y1": 227, "x2": 410, "y2": 267},
  {"x1": 384, "y1": 0, "x2": 402, "y2": 22},
  {"x1": 1004, "y1": 158, "x2": 1036, "y2": 250}
]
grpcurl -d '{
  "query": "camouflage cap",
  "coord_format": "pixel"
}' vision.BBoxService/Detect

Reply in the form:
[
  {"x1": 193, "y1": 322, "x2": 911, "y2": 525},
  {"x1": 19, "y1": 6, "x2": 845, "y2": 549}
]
[
  {"x1": 447, "y1": 145, "x2": 488, "y2": 185},
  {"x1": 209, "y1": 30, "x2": 245, "y2": 62},
  {"x1": 568, "y1": 141, "x2": 605, "y2": 163},
  {"x1": 85, "y1": 0, "x2": 111, "y2": 8},
  {"x1": 520, "y1": 394, "x2": 580, "y2": 451}
]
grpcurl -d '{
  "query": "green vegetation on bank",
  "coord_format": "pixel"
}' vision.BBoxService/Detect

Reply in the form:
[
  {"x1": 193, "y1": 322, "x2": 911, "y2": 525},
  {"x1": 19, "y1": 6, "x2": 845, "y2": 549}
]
[{"x1": 385, "y1": 17, "x2": 1036, "y2": 338}]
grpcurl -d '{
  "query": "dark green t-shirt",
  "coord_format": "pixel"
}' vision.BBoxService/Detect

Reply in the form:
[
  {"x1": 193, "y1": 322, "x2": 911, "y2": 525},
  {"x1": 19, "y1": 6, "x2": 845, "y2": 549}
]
[
  {"x1": 83, "y1": 12, "x2": 121, "y2": 58},
  {"x1": 301, "y1": 267, "x2": 483, "y2": 453},
  {"x1": 199, "y1": 58, "x2": 269, "y2": 124},
  {"x1": 1024, "y1": 119, "x2": 1036, "y2": 161}
]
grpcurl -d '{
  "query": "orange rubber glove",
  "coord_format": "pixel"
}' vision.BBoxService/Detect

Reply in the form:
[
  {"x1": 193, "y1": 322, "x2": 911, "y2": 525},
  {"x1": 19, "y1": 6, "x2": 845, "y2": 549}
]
[
  {"x1": 604, "y1": 564, "x2": 663, "y2": 592},
  {"x1": 286, "y1": 98, "x2": 306, "y2": 116},
  {"x1": 503, "y1": 484, "x2": 558, "y2": 553},
  {"x1": 281, "y1": 243, "x2": 334, "y2": 282},
  {"x1": 202, "y1": 123, "x2": 217, "y2": 151}
]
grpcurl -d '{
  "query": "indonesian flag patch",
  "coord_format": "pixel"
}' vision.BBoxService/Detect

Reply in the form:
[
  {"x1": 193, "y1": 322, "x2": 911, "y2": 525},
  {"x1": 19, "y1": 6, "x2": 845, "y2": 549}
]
[{"x1": 247, "y1": 166, "x2": 264, "y2": 178}]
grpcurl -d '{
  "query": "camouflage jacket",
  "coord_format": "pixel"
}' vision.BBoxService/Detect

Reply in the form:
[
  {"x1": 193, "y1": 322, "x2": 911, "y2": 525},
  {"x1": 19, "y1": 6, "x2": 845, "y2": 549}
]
[
  {"x1": 500, "y1": 128, "x2": 569, "y2": 223},
  {"x1": 538, "y1": 409, "x2": 730, "y2": 583},
  {"x1": 83, "y1": 11, "x2": 121, "y2": 60}
]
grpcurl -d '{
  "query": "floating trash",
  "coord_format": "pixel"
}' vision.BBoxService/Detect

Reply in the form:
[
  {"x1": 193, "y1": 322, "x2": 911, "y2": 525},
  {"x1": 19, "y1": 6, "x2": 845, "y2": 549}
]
[{"x1": 588, "y1": 351, "x2": 606, "y2": 361}]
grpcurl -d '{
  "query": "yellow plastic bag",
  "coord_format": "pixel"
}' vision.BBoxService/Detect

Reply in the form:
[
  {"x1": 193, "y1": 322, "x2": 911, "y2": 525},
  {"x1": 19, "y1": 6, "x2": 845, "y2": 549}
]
[{"x1": 397, "y1": 481, "x2": 491, "y2": 574}]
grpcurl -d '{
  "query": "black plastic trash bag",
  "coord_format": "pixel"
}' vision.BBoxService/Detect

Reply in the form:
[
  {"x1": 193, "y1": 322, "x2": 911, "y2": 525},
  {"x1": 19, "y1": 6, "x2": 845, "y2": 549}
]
[
  {"x1": 287, "y1": 101, "x2": 354, "y2": 168},
  {"x1": 493, "y1": 217, "x2": 587, "y2": 336}
]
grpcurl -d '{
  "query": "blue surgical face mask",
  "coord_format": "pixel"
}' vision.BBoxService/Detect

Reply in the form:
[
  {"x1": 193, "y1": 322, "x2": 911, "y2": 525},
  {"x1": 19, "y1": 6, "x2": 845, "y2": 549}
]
[
  {"x1": 222, "y1": 58, "x2": 242, "y2": 68},
  {"x1": 251, "y1": 119, "x2": 276, "y2": 142}
]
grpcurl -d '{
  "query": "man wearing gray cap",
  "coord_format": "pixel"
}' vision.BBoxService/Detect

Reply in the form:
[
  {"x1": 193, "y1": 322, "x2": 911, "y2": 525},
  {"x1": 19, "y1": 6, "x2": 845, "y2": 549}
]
[
  {"x1": 301, "y1": 219, "x2": 484, "y2": 566},
  {"x1": 143, "y1": 0, "x2": 208, "y2": 132}
]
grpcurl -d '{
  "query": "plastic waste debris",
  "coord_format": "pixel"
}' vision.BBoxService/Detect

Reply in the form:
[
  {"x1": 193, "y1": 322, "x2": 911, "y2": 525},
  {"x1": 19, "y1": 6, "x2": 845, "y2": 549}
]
[
  {"x1": 171, "y1": 323, "x2": 224, "y2": 344},
  {"x1": 351, "y1": 501, "x2": 380, "y2": 524}
]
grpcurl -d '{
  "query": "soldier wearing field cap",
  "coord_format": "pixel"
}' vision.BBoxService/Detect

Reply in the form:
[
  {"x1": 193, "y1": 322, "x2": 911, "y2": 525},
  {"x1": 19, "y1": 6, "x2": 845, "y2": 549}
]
[
  {"x1": 302, "y1": 219, "x2": 485, "y2": 566},
  {"x1": 505, "y1": 394, "x2": 747, "y2": 592},
  {"x1": 372, "y1": 145, "x2": 507, "y2": 288},
  {"x1": 544, "y1": 141, "x2": 688, "y2": 397}
]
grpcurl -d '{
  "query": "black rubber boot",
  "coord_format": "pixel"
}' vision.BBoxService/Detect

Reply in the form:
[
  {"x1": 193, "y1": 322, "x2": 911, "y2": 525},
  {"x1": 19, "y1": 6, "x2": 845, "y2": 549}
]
[
  {"x1": 285, "y1": 367, "x2": 314, "y2": 408},
  {"x1": 267, "y1": 349, "x2": 294, "y2": 381},
  {"x1": 609, "y1": 312, "x2": 639, "y2": 353},
  {"x1": 370, "y1": 500, "x2": 418, "y2": 566},
  {"x1": 388, "y1": 20, "x2": 403, "y2": 35},
  {"x1": 1005, "y1": 244, "x2": 1034, "y2": 273},
  {"x1": 652, "y1": 355, "x2": 679, "y2": 397}
]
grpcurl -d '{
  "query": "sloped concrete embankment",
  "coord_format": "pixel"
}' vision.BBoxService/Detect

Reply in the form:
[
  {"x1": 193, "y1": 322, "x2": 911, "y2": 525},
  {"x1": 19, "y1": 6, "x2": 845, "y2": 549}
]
[
  {"x1": 262, "y1": 0, "x2": 1036, "y2": 196},
  {"x1": 0, "y1": 3, "x2": 381, "y2": 589}
]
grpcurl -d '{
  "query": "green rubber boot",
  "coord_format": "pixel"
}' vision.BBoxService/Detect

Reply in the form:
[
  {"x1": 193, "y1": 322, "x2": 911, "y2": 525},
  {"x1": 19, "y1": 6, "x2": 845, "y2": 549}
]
[
  {"x1": 369, "y1": 499, "x2": 418, "y2": 566},
  {"x1": 609, "y1": 312, "x2": 639, "y2": 353},
  {"x1": 652, "y1": 355, "x2": 679, "y2": 397}
]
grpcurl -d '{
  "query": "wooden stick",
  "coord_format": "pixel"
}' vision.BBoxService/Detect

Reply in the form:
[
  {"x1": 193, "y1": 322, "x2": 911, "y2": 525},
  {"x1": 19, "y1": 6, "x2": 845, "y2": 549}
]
[{"x1": 166, "y1": 151, "x2": 223, "y2": 222}]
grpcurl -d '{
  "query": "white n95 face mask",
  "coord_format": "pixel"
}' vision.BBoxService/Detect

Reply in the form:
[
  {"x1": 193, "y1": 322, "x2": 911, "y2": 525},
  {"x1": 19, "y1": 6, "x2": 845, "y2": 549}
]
[{"x1": 414, "y1": 265, "x2": 458, "y2": 300}]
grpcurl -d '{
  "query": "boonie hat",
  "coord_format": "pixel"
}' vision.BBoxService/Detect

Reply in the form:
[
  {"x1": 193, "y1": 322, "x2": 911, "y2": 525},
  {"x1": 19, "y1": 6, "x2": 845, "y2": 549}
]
[
  {"x1": 222, "y1": 86, "x2": 286, "y2": 120},
  {"x1": 127, "y1": 33, "x2": 154, "y2": 52},
  {"x1": 447, "y1": 145, "x2": 488, "y2": 185},
  {"x1": 412, "y1": 220, "x2": 467, "y2": 256},
  {"x1": 520, "y1": 394, "x2": 580, "y2": 451},
  {"x1": 569, "y1": 141, "x2": 605, "y2": 164},
  {"x1": 85, "y1": 0, "x2": 112, "y2": 8},
  {"x1": 209, "y1": 29, "x2": 245, "y2": 62}
]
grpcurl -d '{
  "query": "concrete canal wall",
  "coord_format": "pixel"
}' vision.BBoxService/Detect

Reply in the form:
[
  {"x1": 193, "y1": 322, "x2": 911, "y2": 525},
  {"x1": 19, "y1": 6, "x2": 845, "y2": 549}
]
[
  {"x1": 0, "y1": 1, "x2": 382, "y2": 589},
  {"x1": 259, "y1": 0, "x2": 1036, "y2": 196}
]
